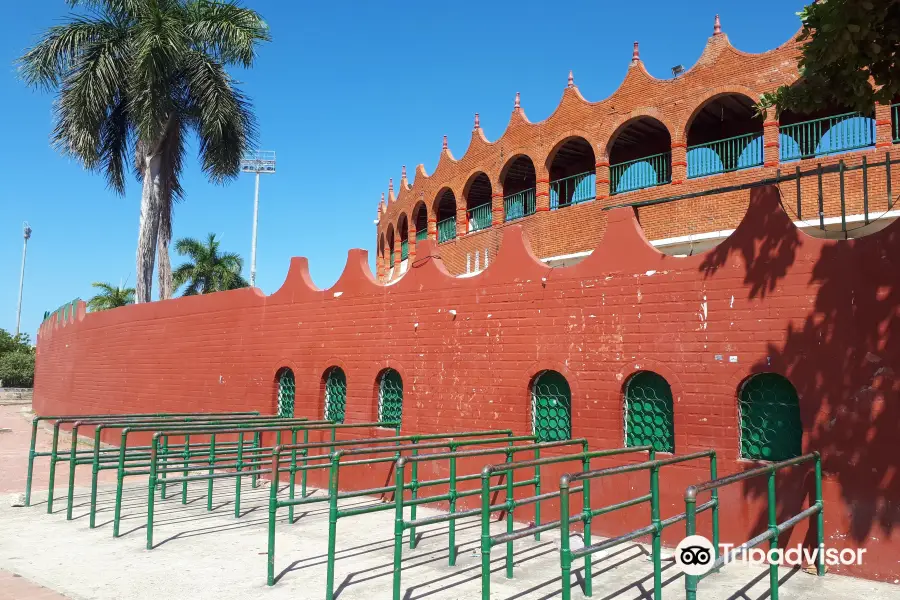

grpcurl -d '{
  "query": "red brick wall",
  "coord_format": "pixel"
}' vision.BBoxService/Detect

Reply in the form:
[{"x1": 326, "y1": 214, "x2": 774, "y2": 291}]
[{"x1": 35, "y1": 186, "x2": 900, "y2": 582}]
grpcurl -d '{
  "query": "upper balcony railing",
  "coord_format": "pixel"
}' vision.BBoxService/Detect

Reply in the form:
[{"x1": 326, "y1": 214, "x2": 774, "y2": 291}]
[
  {"x1": 504, "y1": 188, "x2": 536, "y2": 222},
  {"x1": 416, "y1": 228, "x2": 428, "y2": 242},
  {"x1": 468, "y1": 203, "x2": 492, "y2": 232},
  {"x1": 437, "y1": 217, "x2": 456, "y2": 243},
  {"x1": 687, "y1": 132, "x2": 763, "y2": 179},
  {"x1": 779, "y1": 111, "x2": 875, "y2": 162},
  {"x1": 389, "y1": 251, "x2": 395, "y2": 266},
  {"x1": 610, "y1": 152, "x2": 672, "y2": 195},
  {"x1": 550, "y1": 171, "x2": 596, "y2": 209},
  {"x1": 400, "y1": 240, "x2": 409, "y2": 261}
]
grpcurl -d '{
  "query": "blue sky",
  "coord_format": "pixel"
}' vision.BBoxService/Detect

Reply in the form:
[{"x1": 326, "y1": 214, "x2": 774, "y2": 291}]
[{"x1": 0, "y1": 0, "x2": 807, "y2": 339}]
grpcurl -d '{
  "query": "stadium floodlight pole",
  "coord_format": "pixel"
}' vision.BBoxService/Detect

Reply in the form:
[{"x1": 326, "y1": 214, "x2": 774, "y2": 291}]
[
  {"x1": 239, "y1": 150, "x2": 276, "y2": 287},
  {"x1": 15, "y1": 222, "x2": 32, "y2": 336}
]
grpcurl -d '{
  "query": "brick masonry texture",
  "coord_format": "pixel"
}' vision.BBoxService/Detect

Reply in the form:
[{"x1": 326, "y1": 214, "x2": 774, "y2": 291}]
[
  {"x1": 34, "y1": 187, "x2": 900, "y2": 583},
  {"x1": 375, "y1": 27, "x2": 900, "y2": 278}
]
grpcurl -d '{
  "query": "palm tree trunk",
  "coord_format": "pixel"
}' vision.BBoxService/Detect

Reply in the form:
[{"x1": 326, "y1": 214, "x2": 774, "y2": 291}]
[
  {"x1": 135, "y1": 152, "x2": 163, "y2": 303},
  {"x1": 157, "y1": 193, "x2": 173, "y2": 300}
]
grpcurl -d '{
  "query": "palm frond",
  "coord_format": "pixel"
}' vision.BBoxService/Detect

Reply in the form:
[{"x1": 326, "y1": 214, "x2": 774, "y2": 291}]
[{"x1": 184, "y1": 0, "x2": 270, "y2": 67}]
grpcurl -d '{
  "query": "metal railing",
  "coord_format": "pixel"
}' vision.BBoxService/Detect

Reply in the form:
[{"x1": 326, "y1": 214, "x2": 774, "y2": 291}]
[
  {"x1": 389, "y1": 251, "x2": 395, "y2": 266},
  {"x1": 610, "y1": 152, "x2": 672, "y2": 195},
  {"x1": 43, "y1": 298, "x2": 81, "y2": 323},
  {"x1": 550, "y1": 171, "x2": 596, "y2": 209},
  {"x1": 400, "y1": 240, "x2": 408, "y2": 261},
  {"x1": 779, "y1": 111, "x2": 875, "y2": 161},
  {"x1": 559, "y1": 450, "x2": 717, "y2": 600},
  {"x1": 688, "y1": 132, "x2": 763, "y2": 178},
  {"x1": 415, "y1": 228, "x2": 427, "y2": 242},
  {"x1": 504, "y1": 188, "x2": 536, "y2": 221},
  {"x1": 437, "y1": 217, "x2": 456, "y2": 243},
  {"x1": 893, "y1": 103, "x2": 900, "y2": 143},
  {"x1": 467, "y1": 203, "x2": 492, "y2": 232},
  {"x1": 684, "y1": 452, "x2": 824, "y2": 600}
]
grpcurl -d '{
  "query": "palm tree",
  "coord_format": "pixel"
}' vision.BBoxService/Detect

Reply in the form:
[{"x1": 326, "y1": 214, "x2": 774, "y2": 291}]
[
  {"x1": 19, "y1": 1, "x2": 269, "y2": 304},
  {"x1": 87, "y1": 282, "x2": 135, "y2": 311},
  {"x1": 173, "y1": 233, "x2": 248, "y2": 295}
]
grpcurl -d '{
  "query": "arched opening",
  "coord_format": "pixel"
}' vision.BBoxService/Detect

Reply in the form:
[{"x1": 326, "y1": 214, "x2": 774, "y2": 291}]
[
  {"x1": 531, "y1": 370, "x2": 572, "y2": 441},
  {"x1": 378, "y1": 233, "x2": 385, "y2": 275},
  {"x1": 779, "y1": 99, "x2": 875, "y2": 161},
  {"x1": 501, "y1": 155, "x2": 537, "y2": 221},
  {"x1": 276, "y1": 368, "x2": 295, "y2": 418},
  {"x1": 738, "y1": 373, "x2": 802, "y2": 461},
  {"x1": 435, "y1": 189, "x2": 457, "y2": 243},
  {"x1": 464, "y1": 172, "x2": 493, "y2": 233},
  {"x1": 323, "y1": 367, "x2": 347, "y2": 423},
  {"x1": 377, "y1": 369, "x2": 403, "y2": 427},
  {"x1": 413, "y1": 202, "x2": 428, "y2": 242},
  {"x1": 608, "y1": 117, "x2": 672, "y2": 194},
  {"x1": 687, "y1": 94, "x2": 764, "y2": 178},
  {"x1": 398, "y1": 214, "x2": 409, "y2": 263},
  {"x1": 623, "y1": 371, "x2": 674, "y2": 452},
  {"x1": 386, "y1": 225, "x2": 395, "y2": 273},
  {"x1": 548, "y1": 137, "x2": 596, "y2": 209}
]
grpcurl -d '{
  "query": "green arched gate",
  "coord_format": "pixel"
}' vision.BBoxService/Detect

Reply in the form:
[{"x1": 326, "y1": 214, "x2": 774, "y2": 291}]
[
  {"x1": 324, "y1": 367, "x2": 347, "y2": 423},
  {"x1": 531, "y1": 371, "x2": 572, "y2": 441},
  {"x1": 739, "y1": 373, "x2": 802, "y2": 461},
  {"x1": 624, "y1": 371, "x2": 675, "y2": 453},
  {"x1": 378, "y1": 369, "x2": 403, "y2": 425},
  {"x1": 277, "y1": 369, "x2": 295, "y2": 418}
]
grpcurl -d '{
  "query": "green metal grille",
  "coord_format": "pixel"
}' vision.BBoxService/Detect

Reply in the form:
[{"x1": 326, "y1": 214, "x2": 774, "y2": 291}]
[
  {"x1": 416, "y1": 229, "x2": 428, "y2": 242},
  {"x1": 389, "y1": 251, "x2": 395, "y2": 266},
  {"x1": 779, "y1": 111, "x2": 875, "y2": 161},
  {"x1": 324, "y1": 368, "x2": 347, "y2": 423},
  {"x1": 437, "y1": 217, "x2": 456, "y2": 243},
  {"x1": 531, "y1": 371, "x2": 572, "y2": 441},
  {"x1": 610, "y1": 152, "x2": 671, "y2": 195},
  {"x1": 893, "y1": 104, "x2": 900, "y2": 143},
  {"x1": 277, "y1": 369, "x2": 295, "y2": 418},
  {"x1": 550, "y1": 171, "x2": 595, "y2": 209},
  {"x1": 400, "y1": 240, "x2": 409, "y2": 261},
  {"x1": 467, "y1": 203, "x2": 492, "y2": 232},
  {"x1": 624, "y1": 371, "x2": 674, "y2": 452},
  {"x1": 739, "y1": 373, "x2": 802, "y2": 461},
  {"x1": 378, "y1": 369, "x2": 403, "y2": 425},
  {"x1": 687, "y1": 132, "x2": 763, "y2": 178},
  {"x1": 504, "y1": 188, "x2": 536, "y2": 221}
]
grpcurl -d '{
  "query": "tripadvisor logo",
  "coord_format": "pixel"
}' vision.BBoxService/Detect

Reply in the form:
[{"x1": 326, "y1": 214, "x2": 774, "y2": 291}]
[{"x1": 675, "y1": 535, "x2": 716, "y2": 576}]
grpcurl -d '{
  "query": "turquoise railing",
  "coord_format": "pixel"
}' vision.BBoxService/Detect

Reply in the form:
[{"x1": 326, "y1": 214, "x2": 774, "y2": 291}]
[
  {"x1": 550, "y1": 171, "x2": 595, "y2": 209},
  {"x1": 779, "y1": 111, "x2": 875, "y2": 161},
  {"x1": 389, "y1": 251, "x2": 395, "y2": 266},
  {"x1": 504, "y1": 188, "x2": 536, "y2": 222},
  {"x1": 468, "y1": 203, "x2": 492, "y2": 232},
  {"x1": 415, "y1": 228, "x2": 428, "y2": 242},
  {"x1": 400, "y1": 240, "x2": 409, "y2": 261},
  {"x1": 893, "y1": 104, "x2": 900, "y2": 143},
  {"x1": 687, "y1": 132, "x2": 763, "y2": 178},
  {"x1": 610, "y1": 152, "x2": 671, "y2": 195},
  {"x1": 437, "y1": 217, "x2": 456, "y2": 243}
]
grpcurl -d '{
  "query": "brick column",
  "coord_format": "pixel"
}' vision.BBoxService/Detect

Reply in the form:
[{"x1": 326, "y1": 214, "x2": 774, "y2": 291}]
[
  {"x1": 427, "y1": 214, "x2": 437, "y2": 241},
  {"x1": 535, "y1": 165, "x2": 550, "y2": 212},
  {"x1": 407, "y1": 220, "x2": 417, "y2": 263},
  {"x1": 876, "y1": 102, "x2": 894, "y2": 149},
  {"x1": 456, "y1": 203, "x2": 467, "y2": 236},
  {"x1": 492, "y1": 180, "x2": 504, "y2": 226},
  {"x1": 671, "y1": 142, "x2": 686, "y2": 185},
  {"x1": 763, "y1": 107, "x2": 780, "y2": 167},
  {"x1": 392, "y1": 245, "x2": 401, "y2": 280},
  {"x1": 376, "y1": 247, "x2": 383, "y2": 281},
  {"x1": 595, "y1": 152, "x2": 610, "y2": 205}
]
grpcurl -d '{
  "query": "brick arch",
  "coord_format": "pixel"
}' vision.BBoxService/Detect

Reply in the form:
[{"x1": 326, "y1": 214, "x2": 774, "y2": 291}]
[
  {"x1": 397, "y1": 212, "x2": 409, "y2": 242},
  {"x1": 370, "y1": 362, "x2": 410, "y2": 424},
  {"x1": 682, "y1": 86, "x2": 762, "y2": 141},
  {"x1": 431, "y1": 185, "x2": 457, "y2": 216},
  {"x1": 269, "y1": 359, "x2": 299, "y2": 416},
  {"x1": 544, "y1": 130, "x2": 600, "y2": 170},
  {"x1": 319, "y1": 358, "x2": 351, "y2": 422},
  {"x1": 615, "y1": 359, "x2": 684, "y2": 449},
  {"x1": 385, "y1": 223, "x2": 395, "y2": 251},
  {"x1": 411, "y1": 200, "x2": 428, "y2": 235},
  {"x1": 603, "y1": 109, "x2": 675, "y2": 154},
  {"x1": 498, "y1": 150, "x2": 538, "y2": 183}
]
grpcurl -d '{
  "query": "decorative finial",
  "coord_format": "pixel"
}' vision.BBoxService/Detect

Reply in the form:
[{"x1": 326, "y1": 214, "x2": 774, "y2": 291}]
[
  {"x1": 442, "y1": 135, "x2": 448, "y2": 150},
  {"x1": 389, "y1": 178, "x2": 394, "y2": 194},
  {"x1": 514, "y1": 92, "x2": 521, "y2": 110},
  {"x1": 632, "y1": 41, "x2": 640, "y2": 63},
  {"x1": 380, "y1": 192, "x2": 385, "y2": 210},
  {"x1": 474, "y1": 112, "x2": 480, "y2": 130},
  {"x1": 401, "y1": 165, "x2": 407, "y2": 181},
  {"x1": 713, "y1": 14, "x2": 721, "y2": 36},
  {"x1": 567, "y1": 70, "x2": 574, "y2": 88}
]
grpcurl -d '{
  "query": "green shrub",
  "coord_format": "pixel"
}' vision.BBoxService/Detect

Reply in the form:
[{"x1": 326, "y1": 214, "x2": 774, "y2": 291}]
[{"x1": 0, "y1": 351, "x2": 35, "y2": 388}]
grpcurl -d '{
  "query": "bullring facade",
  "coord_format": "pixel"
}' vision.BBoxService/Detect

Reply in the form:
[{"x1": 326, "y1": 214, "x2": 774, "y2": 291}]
[{"x1": 376, "y1": 16, "x2": 900, "y2": 279}]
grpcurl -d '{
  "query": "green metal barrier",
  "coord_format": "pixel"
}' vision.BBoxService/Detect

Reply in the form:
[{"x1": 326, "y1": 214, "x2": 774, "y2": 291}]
[
  {"x1": 26, "y1": 411, "x2": 259, "y2": 507},
  {"x1": 437, "y1": 217, "x2": 456, "y2": 243},
  {"x1": 503, "y1": 188, "x2": 536, "y2": 222},
  {"x1": 392, "y1": 438, "x2": 594, "y2": 600},
  {"x1": 263, "y1": 430, "x2": 515, "y2": 591},
  {"x1": 62, "y1": 415, "x2": 315, "y2": 526},
  {"x1": 559, "y1": 450, "x2": 717, "y2": 600},
  {"x1": 684, "y1": 453, "x2": 824, "y2": 600},
  {"x1": 137, "y1": 421, "x2": 399, "y2": 543},
  {"x1": 479, "y1": 446, "x2": 654, "y2": 600}
]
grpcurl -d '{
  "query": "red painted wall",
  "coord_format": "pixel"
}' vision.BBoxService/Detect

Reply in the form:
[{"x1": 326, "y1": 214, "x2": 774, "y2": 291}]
[{"x1": 35, "y1": 186, "x2": 900, "y2": 582}]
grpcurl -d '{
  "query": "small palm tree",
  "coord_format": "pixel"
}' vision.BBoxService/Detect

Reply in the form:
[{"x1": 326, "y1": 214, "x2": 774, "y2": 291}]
[
  {"x1": 173, "y1": 233, "x2": 248, "y2": 295},
  {"x1": 19, "y1": 1, "x2": 270, "y2": 304},
  {"x1": 87, "y1": 282, "x2": 135, "y2": 311}
]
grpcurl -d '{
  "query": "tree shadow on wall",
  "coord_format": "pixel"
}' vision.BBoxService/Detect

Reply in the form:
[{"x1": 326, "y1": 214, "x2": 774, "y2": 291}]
[{"x1": 699, "y1": 185, "x2": 900, "y2": 547}]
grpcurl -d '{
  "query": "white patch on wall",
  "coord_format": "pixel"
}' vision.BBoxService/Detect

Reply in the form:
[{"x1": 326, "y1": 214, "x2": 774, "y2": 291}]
[{"x1": 698, "y1": 295, "x2": 708, "y2": 330}]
